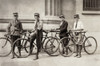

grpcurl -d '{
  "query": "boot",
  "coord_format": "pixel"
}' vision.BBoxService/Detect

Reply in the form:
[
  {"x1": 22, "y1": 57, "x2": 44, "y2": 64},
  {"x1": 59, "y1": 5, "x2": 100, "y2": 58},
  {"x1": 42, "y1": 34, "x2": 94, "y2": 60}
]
[
  {"x1": 65, "y1": 47, "x2": 68, "y2": 55},
  {"x1": 74, "y1": 45, "x2": 78, "y2": 57},
  {"x1": 77, "y1": 54, "x2": 81, "y2": 58},
  {"x1": 74, "y1": 54, "x2": 78, "y2": 57},
  {"x1": 34, "y1": 51, "x2": 39, "y2": 60},
  {"x1": 12, "y1": 48, "x2": 15, "y2": 59},
  {"x1": 11, "y1": 53, "x2": 15, "y2": 59},
  {"x1": 77, "y1": 45, "x2": 82, "y2": 58},
  {"x1": 62, "y1": 47, "x2": 65, "y2": 54},
  {"x1": 34, "y1": 54, "x2": 39, "y2": 60}
]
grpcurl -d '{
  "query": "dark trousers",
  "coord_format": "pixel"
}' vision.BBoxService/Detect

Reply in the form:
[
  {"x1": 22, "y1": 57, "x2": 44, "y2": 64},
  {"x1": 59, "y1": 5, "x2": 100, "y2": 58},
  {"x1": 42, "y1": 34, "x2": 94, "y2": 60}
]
[
  {"x1": 36, "y1": 30, "x2": 42, "y2": 53},
  {"x1": 60, "y1": 36, "x2": 69, "y2": 47},
  {"x1": 30, "y1": 33, "x2": 36, "y2": 54},
  {"x1": 75, "y1": 32, "x2": 83, "y2": 57},
  {"x1": 30, "y1": 30, "x2": 43, "y2": 58},
  {"x1": 11, "y1": 35, "x2": 21, "y2": 57}
]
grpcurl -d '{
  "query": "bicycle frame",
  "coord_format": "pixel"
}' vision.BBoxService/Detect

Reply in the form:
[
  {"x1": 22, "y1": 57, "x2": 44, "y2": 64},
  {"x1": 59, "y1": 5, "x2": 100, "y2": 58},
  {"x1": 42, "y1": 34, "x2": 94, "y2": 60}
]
[
  {"x1": 69, "y1": 30, "x2": 87, "y2": 46},
  {"x1": 41, "y1": 30, "x2": 60, "y2": 49},
  {"x1": 2, "y1": 35, "x2": 12, "y2": 48}
]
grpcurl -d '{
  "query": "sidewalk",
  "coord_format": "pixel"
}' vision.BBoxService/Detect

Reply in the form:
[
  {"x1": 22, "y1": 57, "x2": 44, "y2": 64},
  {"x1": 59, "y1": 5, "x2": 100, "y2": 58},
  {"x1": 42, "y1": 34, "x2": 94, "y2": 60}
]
[{"x1": 0, "y1": 53, "x2": 100, "y2": 66}]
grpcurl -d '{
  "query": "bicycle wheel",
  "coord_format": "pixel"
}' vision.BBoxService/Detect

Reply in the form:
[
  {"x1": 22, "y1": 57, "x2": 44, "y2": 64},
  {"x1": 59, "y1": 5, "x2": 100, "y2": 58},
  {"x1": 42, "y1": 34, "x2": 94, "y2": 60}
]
[
  {"x1": 45, "y1": 37, "x2": 60, "y2": 56},
  {"x1": 12, "y1": 38, "x2": 30, "y2": 58},
  {"x1": 83, "y1": 36, "x2": 97, "y2": 55},
  {"x1": 0, "y1": 37, "x2": 12, "y2": 57},
  {"x1": 59, "y1": 37, "x2": 75, "y2": 57}
]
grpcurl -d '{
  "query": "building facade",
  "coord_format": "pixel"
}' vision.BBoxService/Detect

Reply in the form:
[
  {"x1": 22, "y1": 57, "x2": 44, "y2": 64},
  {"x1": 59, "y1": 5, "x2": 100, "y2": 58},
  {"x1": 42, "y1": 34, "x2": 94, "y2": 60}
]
[{"x1": 0, "y1": 0, "x2": 100, "y2": 32}]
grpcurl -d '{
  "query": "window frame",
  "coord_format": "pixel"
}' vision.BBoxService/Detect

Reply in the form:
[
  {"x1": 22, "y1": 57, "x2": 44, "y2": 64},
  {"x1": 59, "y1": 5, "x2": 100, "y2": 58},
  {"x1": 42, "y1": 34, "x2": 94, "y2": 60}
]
[{"x1": 83, "y1": 0, "x2": 100, "y2": 11}]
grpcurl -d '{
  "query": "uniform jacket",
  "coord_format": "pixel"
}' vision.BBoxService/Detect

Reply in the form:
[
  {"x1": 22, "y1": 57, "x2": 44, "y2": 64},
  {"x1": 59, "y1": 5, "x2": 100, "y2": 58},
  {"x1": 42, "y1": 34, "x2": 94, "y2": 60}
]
[
  {"x1": 7, "y1": 19, "x2": 23, "y2": 35},
  {"x1": 59, "y1": 20, "x2": 68, "y2": 37}
]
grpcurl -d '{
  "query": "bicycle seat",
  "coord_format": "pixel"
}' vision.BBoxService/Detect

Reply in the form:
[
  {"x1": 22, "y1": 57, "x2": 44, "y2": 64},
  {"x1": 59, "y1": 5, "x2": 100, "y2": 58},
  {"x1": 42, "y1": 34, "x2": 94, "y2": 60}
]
[{"x1": 79, "y1": 31, "x2": 87, "y2": 33}]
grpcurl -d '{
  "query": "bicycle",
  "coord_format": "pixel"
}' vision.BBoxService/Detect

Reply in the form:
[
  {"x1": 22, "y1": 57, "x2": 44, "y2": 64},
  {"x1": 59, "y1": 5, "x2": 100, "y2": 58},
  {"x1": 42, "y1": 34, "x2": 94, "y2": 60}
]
[
  {"x1": 0, "y1": 34, "x2": 16, "y2": 57},
  {"x1": 59, "y1": 29, "x2": 97, "y2": 57},
  {"x1": 12, "y1": 30, "x2": 60, "y2": 58},
  {"x1": 45, "y1": 29, "x2": 60, "y2": 56}
]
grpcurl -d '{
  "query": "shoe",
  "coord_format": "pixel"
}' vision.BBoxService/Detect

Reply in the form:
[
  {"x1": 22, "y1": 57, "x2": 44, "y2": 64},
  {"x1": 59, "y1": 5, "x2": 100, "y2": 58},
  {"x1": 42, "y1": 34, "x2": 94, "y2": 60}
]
[
  {"x1": 33, "y1": 58, "x2": 38, "y2": 60},
  {"x1": 30, "y1": 51, "x2": 32, "y2": 55},
  {"x1": 33, "y1": 55, "x2": 39, "y2": 60},
  {"x1": 77, "y1": 55, "x2": 81, "y2": 58},
  {"x1": 74, "y1": 54, "x2": 78, "y2": 57},
  {"x1": 62, "y1": 51, "x2": 65, "y2": 54},
  {"x1": 11, "y1": 56, "x2": 15, "y2": 59},
  {"x1": 17, "y1": 56, "x2": 21, "y2": 58}
]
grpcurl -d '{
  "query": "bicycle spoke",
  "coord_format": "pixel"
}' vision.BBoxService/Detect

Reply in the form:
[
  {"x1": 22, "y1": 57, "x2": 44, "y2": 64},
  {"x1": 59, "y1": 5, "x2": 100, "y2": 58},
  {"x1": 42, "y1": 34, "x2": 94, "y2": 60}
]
[
  {"x1": 13, "y1": 38, "x2": 30, "y2": 58},
  {"x1": 0, "y1": 38, "x2": 11, "y2": 57},
  {"x1": 45, "y1": 38, "x2": 59, "y2": 56},
  {"x1": 2, "y1": 39, "x2": 8, "y2": 48},
  {"x1": 59, "y1": 37, "x2": 74, "y2": 57}
]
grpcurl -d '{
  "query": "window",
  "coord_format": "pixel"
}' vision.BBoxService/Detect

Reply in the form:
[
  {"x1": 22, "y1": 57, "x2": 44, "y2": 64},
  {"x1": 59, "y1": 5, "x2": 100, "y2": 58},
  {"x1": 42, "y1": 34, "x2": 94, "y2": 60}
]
[{"x1": 83, "y1": 0, "x2": 100, "y2": 11}]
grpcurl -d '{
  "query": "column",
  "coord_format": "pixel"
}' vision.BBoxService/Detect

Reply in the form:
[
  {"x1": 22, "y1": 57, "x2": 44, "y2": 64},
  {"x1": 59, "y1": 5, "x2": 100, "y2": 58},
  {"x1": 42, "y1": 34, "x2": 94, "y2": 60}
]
[{"x1": 45, "y1": 0, "x2": 61, "y2": 16}]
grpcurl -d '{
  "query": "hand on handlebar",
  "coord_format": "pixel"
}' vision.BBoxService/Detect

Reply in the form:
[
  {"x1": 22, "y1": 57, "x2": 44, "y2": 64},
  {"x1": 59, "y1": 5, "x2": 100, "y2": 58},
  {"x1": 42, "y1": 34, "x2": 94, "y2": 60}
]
[
  {"x1": 43, "y1": 30, "x2": 48, "y2": 34},
  {"x1": 54, "y1": 28, "x2": 59, "y2": 30},
  {"x1": 31, "y1": 29, "x2": 35, "y2": 32},
  {"x1": 69, "y1": 29, "x2": 84, "y2": 32},
  {"x1": 51, "y1": 28, "x2": 57, "y2": 31}
]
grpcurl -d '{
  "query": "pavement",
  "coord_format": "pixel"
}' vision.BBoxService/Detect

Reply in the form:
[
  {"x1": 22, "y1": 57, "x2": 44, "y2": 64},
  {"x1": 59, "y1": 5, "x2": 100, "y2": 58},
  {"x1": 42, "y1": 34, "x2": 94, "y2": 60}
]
[{"x1": 0, "y1": 52, "x2": 100, "y2": 66}]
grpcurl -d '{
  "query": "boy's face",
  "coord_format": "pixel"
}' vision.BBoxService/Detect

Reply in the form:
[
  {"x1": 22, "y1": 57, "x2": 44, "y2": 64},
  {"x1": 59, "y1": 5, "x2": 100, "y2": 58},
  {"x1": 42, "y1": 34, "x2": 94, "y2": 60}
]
[
  {"x1": 14, "y1": 15, "x2": 18, "y2": 19},
  {"x1": 34, "y1": 16, "x2": 39, "y2": 20},
  {"x1": 74, "y1": 18, "x2": 79, "y2": 22},
  {"x1": 60, "y1": 17, "x2": 65, "y2": 21}
]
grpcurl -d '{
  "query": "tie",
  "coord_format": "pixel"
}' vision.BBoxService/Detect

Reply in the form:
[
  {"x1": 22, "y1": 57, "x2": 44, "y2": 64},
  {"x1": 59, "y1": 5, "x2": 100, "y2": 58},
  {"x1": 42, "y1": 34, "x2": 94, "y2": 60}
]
[
  {"x1": 35, "y1": 22, "x2": 38, "y2": 30},
  {"x1": 75, "y1": 22, "x2": 77, "y2": 28}
]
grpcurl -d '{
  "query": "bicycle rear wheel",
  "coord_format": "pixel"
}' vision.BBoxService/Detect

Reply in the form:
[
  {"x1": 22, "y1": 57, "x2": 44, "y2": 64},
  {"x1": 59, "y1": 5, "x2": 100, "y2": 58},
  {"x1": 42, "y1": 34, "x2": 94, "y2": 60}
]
[
  {"x1": 45, "y1": 37, "x2": 60, "y2": 56},
  {"x1": 0, "y1": 37, "x2": 12, "y2": 57},
  {"x1": 59, "y1": 37, "x2": 75, "y2": 57},
  {"x1": 84, "y1": 36, "x2": 97, "y2": 55},
  {"x1": 12, "y1": 38, "x2": 30, "y2": 58}
]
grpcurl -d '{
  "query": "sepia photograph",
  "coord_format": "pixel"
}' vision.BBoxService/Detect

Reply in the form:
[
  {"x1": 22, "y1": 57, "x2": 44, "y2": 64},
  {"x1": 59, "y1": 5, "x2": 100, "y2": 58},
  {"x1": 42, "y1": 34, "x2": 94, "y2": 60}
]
[{"x1": 0, "y1": 0, "x2": 100, "y2": 66}]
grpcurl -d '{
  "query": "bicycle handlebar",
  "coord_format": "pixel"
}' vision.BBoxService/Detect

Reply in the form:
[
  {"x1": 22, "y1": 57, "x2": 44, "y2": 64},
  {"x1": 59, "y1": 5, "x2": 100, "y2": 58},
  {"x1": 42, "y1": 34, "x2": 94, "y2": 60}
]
[{"x1": 69, "y1": 29, "x2": 87, "y2": 33}]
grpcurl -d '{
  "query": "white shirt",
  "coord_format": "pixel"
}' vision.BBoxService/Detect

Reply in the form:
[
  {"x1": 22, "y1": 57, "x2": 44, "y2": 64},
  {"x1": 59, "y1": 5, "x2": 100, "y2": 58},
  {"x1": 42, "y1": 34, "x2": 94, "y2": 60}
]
[
  {"x1": 34, "y1": 20, "x2": 43, "y2": 30},
  {"x1": 30, "y1": 20, "x2": 43, "y2": 36},
  {"x1": 73, "y1": 20, "x2": 84, "y2": 30}
]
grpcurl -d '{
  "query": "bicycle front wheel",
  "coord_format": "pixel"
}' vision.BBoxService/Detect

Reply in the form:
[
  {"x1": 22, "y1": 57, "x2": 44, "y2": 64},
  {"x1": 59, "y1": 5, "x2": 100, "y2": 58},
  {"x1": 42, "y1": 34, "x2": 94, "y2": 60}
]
[
  {"x1": 0, "y1": 37, "x2": 12, "y2": 57},
  {"x1": 84, "y1": 36, "x2": 97, "y2": 55},
  {"x1": 45, "y1": 37, "x2": 60, "y2": 56},
  {"x1": 12, "y1": 38, "x2": 30, "y2": 58},
  {"x1": 59, "y1": 37, "x2": 75, "y2": 57}
]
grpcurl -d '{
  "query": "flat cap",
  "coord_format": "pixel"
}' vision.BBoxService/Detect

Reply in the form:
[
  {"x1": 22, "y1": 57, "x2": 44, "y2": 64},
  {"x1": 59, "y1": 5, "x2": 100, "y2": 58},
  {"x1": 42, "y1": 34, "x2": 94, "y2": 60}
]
[
  {"x1": 34, "y1": 13, "x2": 40, "y2": 17},
  {"x1": 59, "y1": 15, "x2": 65, "y2": 18},
  {"x1": 74, "y1": 14, "x2": 79, "y2": 18},
  {"x1": 13, "y1": 12, "x2": 18, "y2": 16}
]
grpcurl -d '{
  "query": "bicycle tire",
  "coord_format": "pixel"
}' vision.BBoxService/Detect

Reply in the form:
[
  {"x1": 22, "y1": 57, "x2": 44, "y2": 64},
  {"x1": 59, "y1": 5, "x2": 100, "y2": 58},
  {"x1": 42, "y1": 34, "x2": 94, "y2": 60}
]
[
  {"x1": 44, "y1": 37, "x2": 60, "y2": 56},
  {"x1": 0, "y1": 37, "x2": 12, "y2": 57},
  {"x1": 12, "y1": 38, "x2": 30, "y2": 58},
  {"x1": 59, "y1": 37, "x2": 75, "y2": 57},
  {"x1": 83, "y1": 36, "x2": 97, "y2": 55}
]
